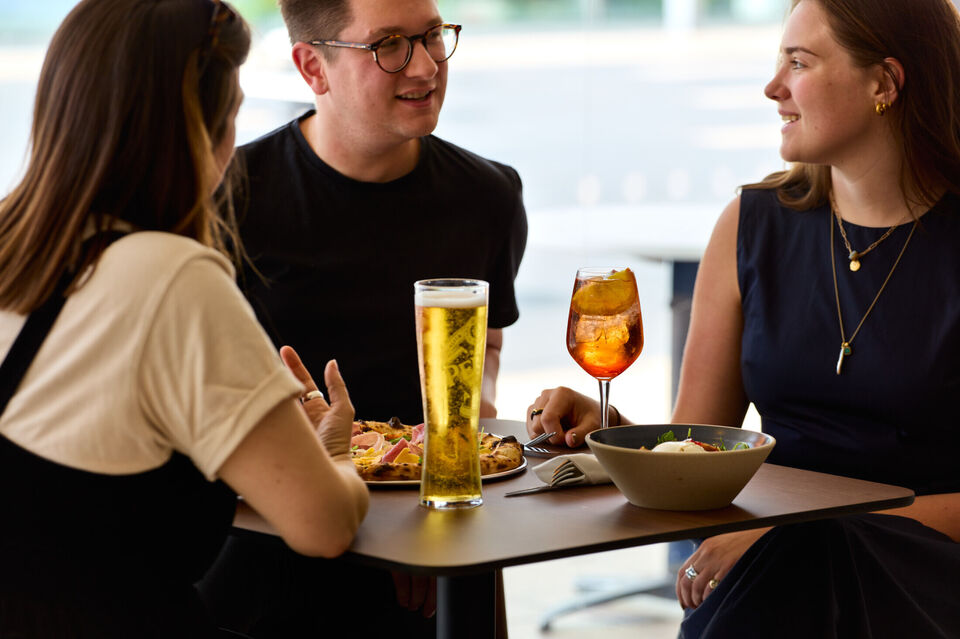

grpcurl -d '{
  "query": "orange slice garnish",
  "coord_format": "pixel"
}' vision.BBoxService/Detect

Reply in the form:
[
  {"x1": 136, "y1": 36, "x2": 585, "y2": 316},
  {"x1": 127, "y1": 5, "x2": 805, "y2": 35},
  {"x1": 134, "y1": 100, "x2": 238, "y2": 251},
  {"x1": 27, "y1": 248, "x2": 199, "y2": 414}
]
[{"x1": 572, "y1": 269, "x2": 637, "y2": 315}]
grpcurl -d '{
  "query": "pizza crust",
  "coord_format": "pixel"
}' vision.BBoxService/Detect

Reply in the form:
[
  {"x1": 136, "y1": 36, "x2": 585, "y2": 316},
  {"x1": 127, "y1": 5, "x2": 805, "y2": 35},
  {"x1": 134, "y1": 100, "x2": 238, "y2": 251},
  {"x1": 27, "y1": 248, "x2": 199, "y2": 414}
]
[
  {"x1": 355, "y1": 460, "x2": 422, "y2": 482},
  {"x1": 355, "y1": 417, "x2": 409, "y2": 441},
  {"x1": 479, "y1": 433, "x2": 523, "y2": 475}
]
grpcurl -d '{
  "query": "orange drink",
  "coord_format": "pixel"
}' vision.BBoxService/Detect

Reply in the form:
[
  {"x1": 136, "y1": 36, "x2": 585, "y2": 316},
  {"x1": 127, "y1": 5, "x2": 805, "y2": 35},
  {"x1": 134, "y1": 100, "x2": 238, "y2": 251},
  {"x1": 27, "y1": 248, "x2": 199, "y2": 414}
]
[{"x1": 566, "y1": 268, "x2": 644, "y2": 428}]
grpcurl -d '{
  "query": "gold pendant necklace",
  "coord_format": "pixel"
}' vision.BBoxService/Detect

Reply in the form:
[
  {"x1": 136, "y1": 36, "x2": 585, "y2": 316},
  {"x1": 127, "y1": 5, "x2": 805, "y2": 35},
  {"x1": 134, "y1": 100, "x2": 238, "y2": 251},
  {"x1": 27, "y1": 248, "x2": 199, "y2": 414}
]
[
  {"x1": 831, "y1": 210, "x2": 917, "y2": 374},
  {"x1": 831, "y1": 193, "x2": 900, "y2": 272}
]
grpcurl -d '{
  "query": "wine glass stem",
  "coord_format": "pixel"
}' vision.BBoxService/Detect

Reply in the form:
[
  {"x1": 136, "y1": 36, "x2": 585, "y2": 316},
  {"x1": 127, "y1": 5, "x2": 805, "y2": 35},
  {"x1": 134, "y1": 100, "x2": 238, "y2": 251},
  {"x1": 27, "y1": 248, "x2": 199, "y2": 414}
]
[{"x1": 598, "y1": 379, "x2": 612, "y2": 429}]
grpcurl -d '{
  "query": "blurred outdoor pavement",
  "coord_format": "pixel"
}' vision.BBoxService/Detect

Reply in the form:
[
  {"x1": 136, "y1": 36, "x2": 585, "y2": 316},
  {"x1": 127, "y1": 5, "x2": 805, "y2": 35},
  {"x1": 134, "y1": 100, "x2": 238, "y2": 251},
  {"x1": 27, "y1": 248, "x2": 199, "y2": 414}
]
[{"x1": 503, "y1": 540, "x2": 692, "y2": 638}]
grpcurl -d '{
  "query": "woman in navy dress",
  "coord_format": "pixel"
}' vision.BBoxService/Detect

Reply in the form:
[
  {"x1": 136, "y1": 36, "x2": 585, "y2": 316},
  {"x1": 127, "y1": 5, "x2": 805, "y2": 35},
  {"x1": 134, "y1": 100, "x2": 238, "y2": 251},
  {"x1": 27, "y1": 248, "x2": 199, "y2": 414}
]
[{"x1": 526, "y1": 0, "x2": 960, "y2": 636}]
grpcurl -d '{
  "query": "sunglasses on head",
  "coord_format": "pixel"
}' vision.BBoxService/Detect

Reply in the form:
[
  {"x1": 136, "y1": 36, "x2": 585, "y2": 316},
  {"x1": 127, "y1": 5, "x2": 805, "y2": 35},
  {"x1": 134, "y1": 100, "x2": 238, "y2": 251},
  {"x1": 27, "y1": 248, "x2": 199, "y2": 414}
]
[{"x1": 198, "y1": 0, "x2": 236, "y2": 73}]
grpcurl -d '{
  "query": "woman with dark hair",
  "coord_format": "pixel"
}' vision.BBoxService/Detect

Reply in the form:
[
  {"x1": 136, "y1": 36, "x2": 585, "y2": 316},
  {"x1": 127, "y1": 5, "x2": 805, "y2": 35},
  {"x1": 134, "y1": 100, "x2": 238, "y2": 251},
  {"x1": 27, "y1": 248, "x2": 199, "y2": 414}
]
[
  {"x1": 0, "y1": 1, "x2": 368, "y2": 637},
  {"x1": 526, "y1": 0, "x2": 960, "y2": 636}
]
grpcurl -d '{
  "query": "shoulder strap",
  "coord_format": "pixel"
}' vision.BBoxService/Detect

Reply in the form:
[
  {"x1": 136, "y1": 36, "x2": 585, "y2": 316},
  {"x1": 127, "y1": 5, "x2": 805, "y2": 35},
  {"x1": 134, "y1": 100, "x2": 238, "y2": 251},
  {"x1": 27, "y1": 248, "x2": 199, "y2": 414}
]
[
  {"x1": 0, "y1": 277, "x2": 70, "y2": 417},
  {"x1": 0, "y1": 231, "x2": 127, "y2": 417}
]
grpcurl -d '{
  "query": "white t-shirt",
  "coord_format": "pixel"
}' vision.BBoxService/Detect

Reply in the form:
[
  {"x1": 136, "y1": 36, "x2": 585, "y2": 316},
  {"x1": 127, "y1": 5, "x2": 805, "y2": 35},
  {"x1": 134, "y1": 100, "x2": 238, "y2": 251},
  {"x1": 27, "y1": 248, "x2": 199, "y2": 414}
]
[{"x1": 0, "y1": 232, "x2": 303, "y2": 480}]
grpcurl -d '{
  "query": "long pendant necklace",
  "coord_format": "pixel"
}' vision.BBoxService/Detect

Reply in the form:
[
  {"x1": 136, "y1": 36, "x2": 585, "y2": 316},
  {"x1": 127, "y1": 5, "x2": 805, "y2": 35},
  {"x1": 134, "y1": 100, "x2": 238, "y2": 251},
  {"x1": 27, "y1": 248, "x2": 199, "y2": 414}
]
[
  {"x1": 830, "y1": 209, "x2": 917, "y2": 374},
  {"x1": 831, "y1": 193, "x2": 900, "y2": 272}
]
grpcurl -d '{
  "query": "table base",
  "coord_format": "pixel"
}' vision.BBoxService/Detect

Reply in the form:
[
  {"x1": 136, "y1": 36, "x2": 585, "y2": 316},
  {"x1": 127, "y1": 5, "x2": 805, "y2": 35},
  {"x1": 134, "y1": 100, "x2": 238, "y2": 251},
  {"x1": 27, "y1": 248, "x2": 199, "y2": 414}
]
[{"x1": 438, "y1": 572, "x2": 496, "y2": 638}]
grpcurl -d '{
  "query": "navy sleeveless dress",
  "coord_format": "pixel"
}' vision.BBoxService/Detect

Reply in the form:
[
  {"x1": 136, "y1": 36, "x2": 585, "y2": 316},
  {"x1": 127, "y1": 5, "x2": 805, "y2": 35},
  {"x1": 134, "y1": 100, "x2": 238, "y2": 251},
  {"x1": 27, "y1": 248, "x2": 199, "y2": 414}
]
[
  {"x1": 0, "y1": 279, "x2": 238, "y2": 637},
  {"x1": 681, "y1": 188, "x2": 960, "y2": 638}
]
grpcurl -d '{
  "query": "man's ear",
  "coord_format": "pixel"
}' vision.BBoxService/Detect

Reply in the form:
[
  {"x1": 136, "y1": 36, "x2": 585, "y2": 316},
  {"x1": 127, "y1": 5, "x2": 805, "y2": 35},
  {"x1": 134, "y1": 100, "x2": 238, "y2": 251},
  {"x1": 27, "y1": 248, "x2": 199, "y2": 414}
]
[
  {"x1": 875, "y1": 56, "x2": 905, "y2": 107},
  {"x1": 292, "y1": 42, "x2": 330, "y2": 96}
]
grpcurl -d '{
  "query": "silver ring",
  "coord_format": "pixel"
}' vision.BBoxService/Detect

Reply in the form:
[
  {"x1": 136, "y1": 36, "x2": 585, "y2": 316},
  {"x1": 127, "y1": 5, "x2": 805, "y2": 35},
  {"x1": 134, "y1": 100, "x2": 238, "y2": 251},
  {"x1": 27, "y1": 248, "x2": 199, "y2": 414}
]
[
  {"x1": 302, "y1": 390, "x2": 324, "y2": 403},
  {"x1": 530, "y1": 408, "x2": 544, "y2": 419},
  {"x1": 684, "y1": 565, "x2": 699, "y2": 581}
]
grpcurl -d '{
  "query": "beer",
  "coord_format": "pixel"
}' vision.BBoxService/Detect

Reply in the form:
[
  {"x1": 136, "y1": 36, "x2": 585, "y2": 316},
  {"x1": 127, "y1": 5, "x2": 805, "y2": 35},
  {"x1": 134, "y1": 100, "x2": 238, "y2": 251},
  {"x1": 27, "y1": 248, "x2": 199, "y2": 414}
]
[{"x1": 415, "y1": 279, "x2": 488, "y2": 509}]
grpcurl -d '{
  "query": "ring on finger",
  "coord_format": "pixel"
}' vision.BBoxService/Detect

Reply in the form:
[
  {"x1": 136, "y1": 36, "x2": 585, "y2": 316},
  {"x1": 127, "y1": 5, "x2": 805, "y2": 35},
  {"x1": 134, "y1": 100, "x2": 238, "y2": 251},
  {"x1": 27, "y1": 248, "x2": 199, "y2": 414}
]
[
  {"x1": 708, "y1": 578, "x2": 719, "y2": 589},
  {"x1": 530, "y1": 407, "x2": 544, "y2": 420},
  {"x1": 301, "y1": 389, "x2": 324, "y2": 403},
  {"x1": 684, "y1": 565, "x2": 699, "y2": 581}
]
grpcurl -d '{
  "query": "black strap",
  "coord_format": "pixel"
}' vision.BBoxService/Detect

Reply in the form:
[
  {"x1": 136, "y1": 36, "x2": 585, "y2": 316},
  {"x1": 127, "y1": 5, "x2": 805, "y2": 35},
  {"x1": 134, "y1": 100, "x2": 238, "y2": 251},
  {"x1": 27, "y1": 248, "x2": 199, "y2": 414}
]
[
  {"x1": 0, "y1": 231, "x2": 125, "y2": 416},
  {"x1": 0, "y1": 276, "x2": 71, "y2": 417}
]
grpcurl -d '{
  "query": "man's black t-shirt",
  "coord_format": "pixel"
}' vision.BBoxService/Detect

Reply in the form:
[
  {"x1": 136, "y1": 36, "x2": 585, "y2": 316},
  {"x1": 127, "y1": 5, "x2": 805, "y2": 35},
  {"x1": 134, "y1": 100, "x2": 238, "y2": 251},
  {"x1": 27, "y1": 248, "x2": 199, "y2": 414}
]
[{"x1": 237, "y1": 112, "x2": 528, "y2": 423}]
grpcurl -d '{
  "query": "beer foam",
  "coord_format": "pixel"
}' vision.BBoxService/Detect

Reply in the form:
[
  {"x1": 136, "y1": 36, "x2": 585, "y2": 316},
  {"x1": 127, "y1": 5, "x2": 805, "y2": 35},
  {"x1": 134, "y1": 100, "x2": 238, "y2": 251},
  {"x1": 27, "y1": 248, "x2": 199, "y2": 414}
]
[{"x1": 415, "y1": 289, "x2": 486, "y2": 308}]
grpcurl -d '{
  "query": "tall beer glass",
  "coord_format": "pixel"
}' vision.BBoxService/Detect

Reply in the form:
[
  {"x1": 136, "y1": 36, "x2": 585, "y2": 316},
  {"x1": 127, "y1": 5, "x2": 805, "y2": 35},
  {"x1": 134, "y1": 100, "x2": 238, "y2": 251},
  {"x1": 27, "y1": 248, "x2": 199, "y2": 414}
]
[{"x1": 414, "y1": 279, "x2": 489, "y2": 510}]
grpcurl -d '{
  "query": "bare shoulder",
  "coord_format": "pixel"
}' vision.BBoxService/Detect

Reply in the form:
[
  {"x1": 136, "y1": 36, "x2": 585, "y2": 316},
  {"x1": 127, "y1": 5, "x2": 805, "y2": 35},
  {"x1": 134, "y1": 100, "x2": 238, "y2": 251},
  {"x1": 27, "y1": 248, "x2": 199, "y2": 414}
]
[
  {"x1": 674, "y1": 195, "x2": 748, "y2": 425},
  {"x1": 710, "y1": 195, "x2": 742, "y2": 249},
  {"x1": 697, "y1": 195, "x2": 742, "y2": 302}
]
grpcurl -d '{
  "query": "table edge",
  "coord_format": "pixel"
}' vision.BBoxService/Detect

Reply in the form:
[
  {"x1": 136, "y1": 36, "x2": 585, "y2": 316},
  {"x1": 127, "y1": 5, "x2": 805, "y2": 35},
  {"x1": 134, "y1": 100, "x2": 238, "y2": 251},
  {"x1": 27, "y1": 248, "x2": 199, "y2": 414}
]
[{"x1": 232, "y1": 491, "x2": 914, "y2": 577}]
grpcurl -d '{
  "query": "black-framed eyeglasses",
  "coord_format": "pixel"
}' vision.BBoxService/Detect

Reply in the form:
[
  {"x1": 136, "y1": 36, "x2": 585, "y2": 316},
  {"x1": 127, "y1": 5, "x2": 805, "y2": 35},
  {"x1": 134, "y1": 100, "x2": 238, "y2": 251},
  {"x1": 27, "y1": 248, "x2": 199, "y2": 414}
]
[
  {"x1": 198, "y1": 0, "x2": 236, "y2": 74},
  {"x1": 309, "y1": 23, "x2": 461, "y2": 74}
]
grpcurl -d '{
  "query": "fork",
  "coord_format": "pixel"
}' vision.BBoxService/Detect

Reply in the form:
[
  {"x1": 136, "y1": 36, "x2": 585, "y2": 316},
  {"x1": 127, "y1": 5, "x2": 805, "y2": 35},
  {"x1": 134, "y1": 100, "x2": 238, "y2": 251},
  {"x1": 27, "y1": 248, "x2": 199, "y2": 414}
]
[
  {"x1": 523, "y1": 431, "x2": 554, "y2": 455},
  {"x1": 505, "y1": 459, "x2": 585, "y2": 497}
]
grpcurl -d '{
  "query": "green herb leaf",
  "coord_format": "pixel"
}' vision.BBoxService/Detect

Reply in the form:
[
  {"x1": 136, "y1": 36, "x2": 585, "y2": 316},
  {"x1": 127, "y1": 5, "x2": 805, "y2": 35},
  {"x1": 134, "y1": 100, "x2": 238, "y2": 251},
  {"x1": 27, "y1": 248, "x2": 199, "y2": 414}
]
[
  {"x1": 686, "y1": 427, "x2": 692, "y2": 439},
  {"x1": 733, "y1": 442, "x2": 750, "y2": 450},
  {"x1": 657, "y1": 430, "x2": 676, "y2": 444},
  {"x1": 389, "y1": 437, "x2": 401, "y2": 444}
]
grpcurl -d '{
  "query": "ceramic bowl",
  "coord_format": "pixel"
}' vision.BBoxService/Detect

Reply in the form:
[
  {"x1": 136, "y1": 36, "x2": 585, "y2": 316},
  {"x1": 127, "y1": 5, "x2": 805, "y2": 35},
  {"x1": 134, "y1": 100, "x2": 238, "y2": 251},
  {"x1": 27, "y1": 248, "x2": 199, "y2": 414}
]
[{"x1": 586, "y1": 424, "x2": 776, "y2": 510}]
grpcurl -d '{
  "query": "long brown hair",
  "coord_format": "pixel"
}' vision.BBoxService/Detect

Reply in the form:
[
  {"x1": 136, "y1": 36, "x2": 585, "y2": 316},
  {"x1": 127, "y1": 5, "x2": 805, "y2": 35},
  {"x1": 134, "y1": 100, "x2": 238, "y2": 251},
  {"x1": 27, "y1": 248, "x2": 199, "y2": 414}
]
[
  {"x1": 746, "y1": 0, "x2": 960, "y2": 211},
  {"x1": 0, "y1": 0, "x2": 250, "y2": 313}
]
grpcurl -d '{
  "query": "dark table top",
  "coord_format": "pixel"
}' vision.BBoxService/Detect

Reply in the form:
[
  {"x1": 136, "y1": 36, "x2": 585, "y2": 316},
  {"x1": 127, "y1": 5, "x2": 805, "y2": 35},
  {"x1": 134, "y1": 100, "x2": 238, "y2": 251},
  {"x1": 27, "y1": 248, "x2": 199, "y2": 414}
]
[{"x1": 233, "y1": 419, "x2": 915, "y2": 576}]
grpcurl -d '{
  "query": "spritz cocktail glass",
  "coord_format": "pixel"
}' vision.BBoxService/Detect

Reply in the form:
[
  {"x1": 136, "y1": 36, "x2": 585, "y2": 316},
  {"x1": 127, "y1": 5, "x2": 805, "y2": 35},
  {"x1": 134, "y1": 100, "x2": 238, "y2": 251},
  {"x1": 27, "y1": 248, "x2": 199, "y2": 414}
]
[{"x1": 566, "y1": 267, "x2": 644, "y2": 429}]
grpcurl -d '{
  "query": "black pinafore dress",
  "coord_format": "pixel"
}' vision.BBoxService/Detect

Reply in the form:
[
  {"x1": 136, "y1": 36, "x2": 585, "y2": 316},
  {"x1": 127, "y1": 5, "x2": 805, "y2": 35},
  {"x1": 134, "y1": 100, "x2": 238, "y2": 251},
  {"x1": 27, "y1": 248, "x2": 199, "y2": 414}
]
[{"x1": 0, "y1": 277, "x2": 237, "y2": 638}]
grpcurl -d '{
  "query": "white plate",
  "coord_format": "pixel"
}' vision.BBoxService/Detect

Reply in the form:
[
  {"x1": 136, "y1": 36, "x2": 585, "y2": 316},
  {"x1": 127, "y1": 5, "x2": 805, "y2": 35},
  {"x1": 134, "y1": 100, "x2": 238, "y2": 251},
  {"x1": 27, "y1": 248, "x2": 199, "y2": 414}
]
[{"x1": 365, "y1": 457, "x2": 527, "y2": 488}]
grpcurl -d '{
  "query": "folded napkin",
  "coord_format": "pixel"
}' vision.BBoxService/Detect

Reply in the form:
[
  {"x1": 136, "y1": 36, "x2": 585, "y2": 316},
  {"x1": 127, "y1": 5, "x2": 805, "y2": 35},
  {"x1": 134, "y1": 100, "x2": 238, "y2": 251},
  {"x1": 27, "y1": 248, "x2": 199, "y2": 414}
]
[{"x1": 533, "y1": 453, "x2": 612, "y2": 486}]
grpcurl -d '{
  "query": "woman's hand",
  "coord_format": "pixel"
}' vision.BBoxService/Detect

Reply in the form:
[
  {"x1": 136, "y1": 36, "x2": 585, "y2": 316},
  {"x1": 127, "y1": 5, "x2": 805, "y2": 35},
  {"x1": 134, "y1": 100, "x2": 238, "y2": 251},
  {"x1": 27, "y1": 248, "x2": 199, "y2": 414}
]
[
  {"x1": 220, "y1": 348, "x2": 367, "y2": 557},
  {"x1": 280, "y1": 345, "x2": 354, "y2": 459},
  {"x1": 676, "y1": 527, "x2": 770, "y2": 609},
  {"x1": 526, "y1": 386, "x2": 623, "y2": 448}
]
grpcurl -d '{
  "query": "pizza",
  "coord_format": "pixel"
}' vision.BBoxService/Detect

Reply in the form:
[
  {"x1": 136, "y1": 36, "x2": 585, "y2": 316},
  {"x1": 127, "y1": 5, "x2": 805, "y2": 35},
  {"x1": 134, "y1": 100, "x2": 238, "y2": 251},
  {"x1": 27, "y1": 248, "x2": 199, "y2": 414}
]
[{"x1": 350, "y1": 417, "x2": 524, "y2": 482}]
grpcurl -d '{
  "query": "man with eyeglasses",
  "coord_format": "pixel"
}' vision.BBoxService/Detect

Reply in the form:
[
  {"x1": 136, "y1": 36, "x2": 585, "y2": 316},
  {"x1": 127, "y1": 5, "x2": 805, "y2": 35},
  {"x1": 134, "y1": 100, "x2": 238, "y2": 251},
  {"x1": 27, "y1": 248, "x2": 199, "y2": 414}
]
[
  {"x1": 199, "y1": 0, "x2": 526, "y2": 637},
  {"x1": 235, "y1": 0, "x2": 526, "y2": 436}
]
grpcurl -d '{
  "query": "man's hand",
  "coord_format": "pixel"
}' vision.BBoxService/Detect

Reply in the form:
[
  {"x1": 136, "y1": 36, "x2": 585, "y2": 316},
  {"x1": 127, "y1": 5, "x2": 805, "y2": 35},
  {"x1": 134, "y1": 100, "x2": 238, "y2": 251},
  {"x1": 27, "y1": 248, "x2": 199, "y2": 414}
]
[{"x1": 391, "y1": 572, "x2": 437, "y2": 618}]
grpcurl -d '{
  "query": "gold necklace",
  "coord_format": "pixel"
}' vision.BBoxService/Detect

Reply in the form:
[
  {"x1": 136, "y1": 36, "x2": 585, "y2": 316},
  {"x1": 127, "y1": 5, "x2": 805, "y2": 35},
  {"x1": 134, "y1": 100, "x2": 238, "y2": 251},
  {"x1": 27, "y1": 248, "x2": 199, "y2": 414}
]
[
  {"x1": 831, "y1": 211, "x2": 917, "y2": 374},
  {"x1": 830, "y1": 193, "x2": 900, "y2": 272}
]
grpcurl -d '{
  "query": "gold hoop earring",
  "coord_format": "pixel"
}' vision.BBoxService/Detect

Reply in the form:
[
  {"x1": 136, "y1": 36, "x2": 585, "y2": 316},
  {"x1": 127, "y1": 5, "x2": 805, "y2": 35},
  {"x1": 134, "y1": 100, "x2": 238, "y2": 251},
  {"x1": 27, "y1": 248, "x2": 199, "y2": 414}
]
[{"x1": 875, "y1": 102, "x2": 888, "y2": 116}]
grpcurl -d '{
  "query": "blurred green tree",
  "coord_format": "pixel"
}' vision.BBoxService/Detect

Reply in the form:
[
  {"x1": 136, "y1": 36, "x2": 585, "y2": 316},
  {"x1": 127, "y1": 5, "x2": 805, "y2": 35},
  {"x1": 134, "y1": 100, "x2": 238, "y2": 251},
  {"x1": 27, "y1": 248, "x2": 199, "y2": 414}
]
[{"x1": 230, "y1": 0, "x2": 284, "y2": 30}]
